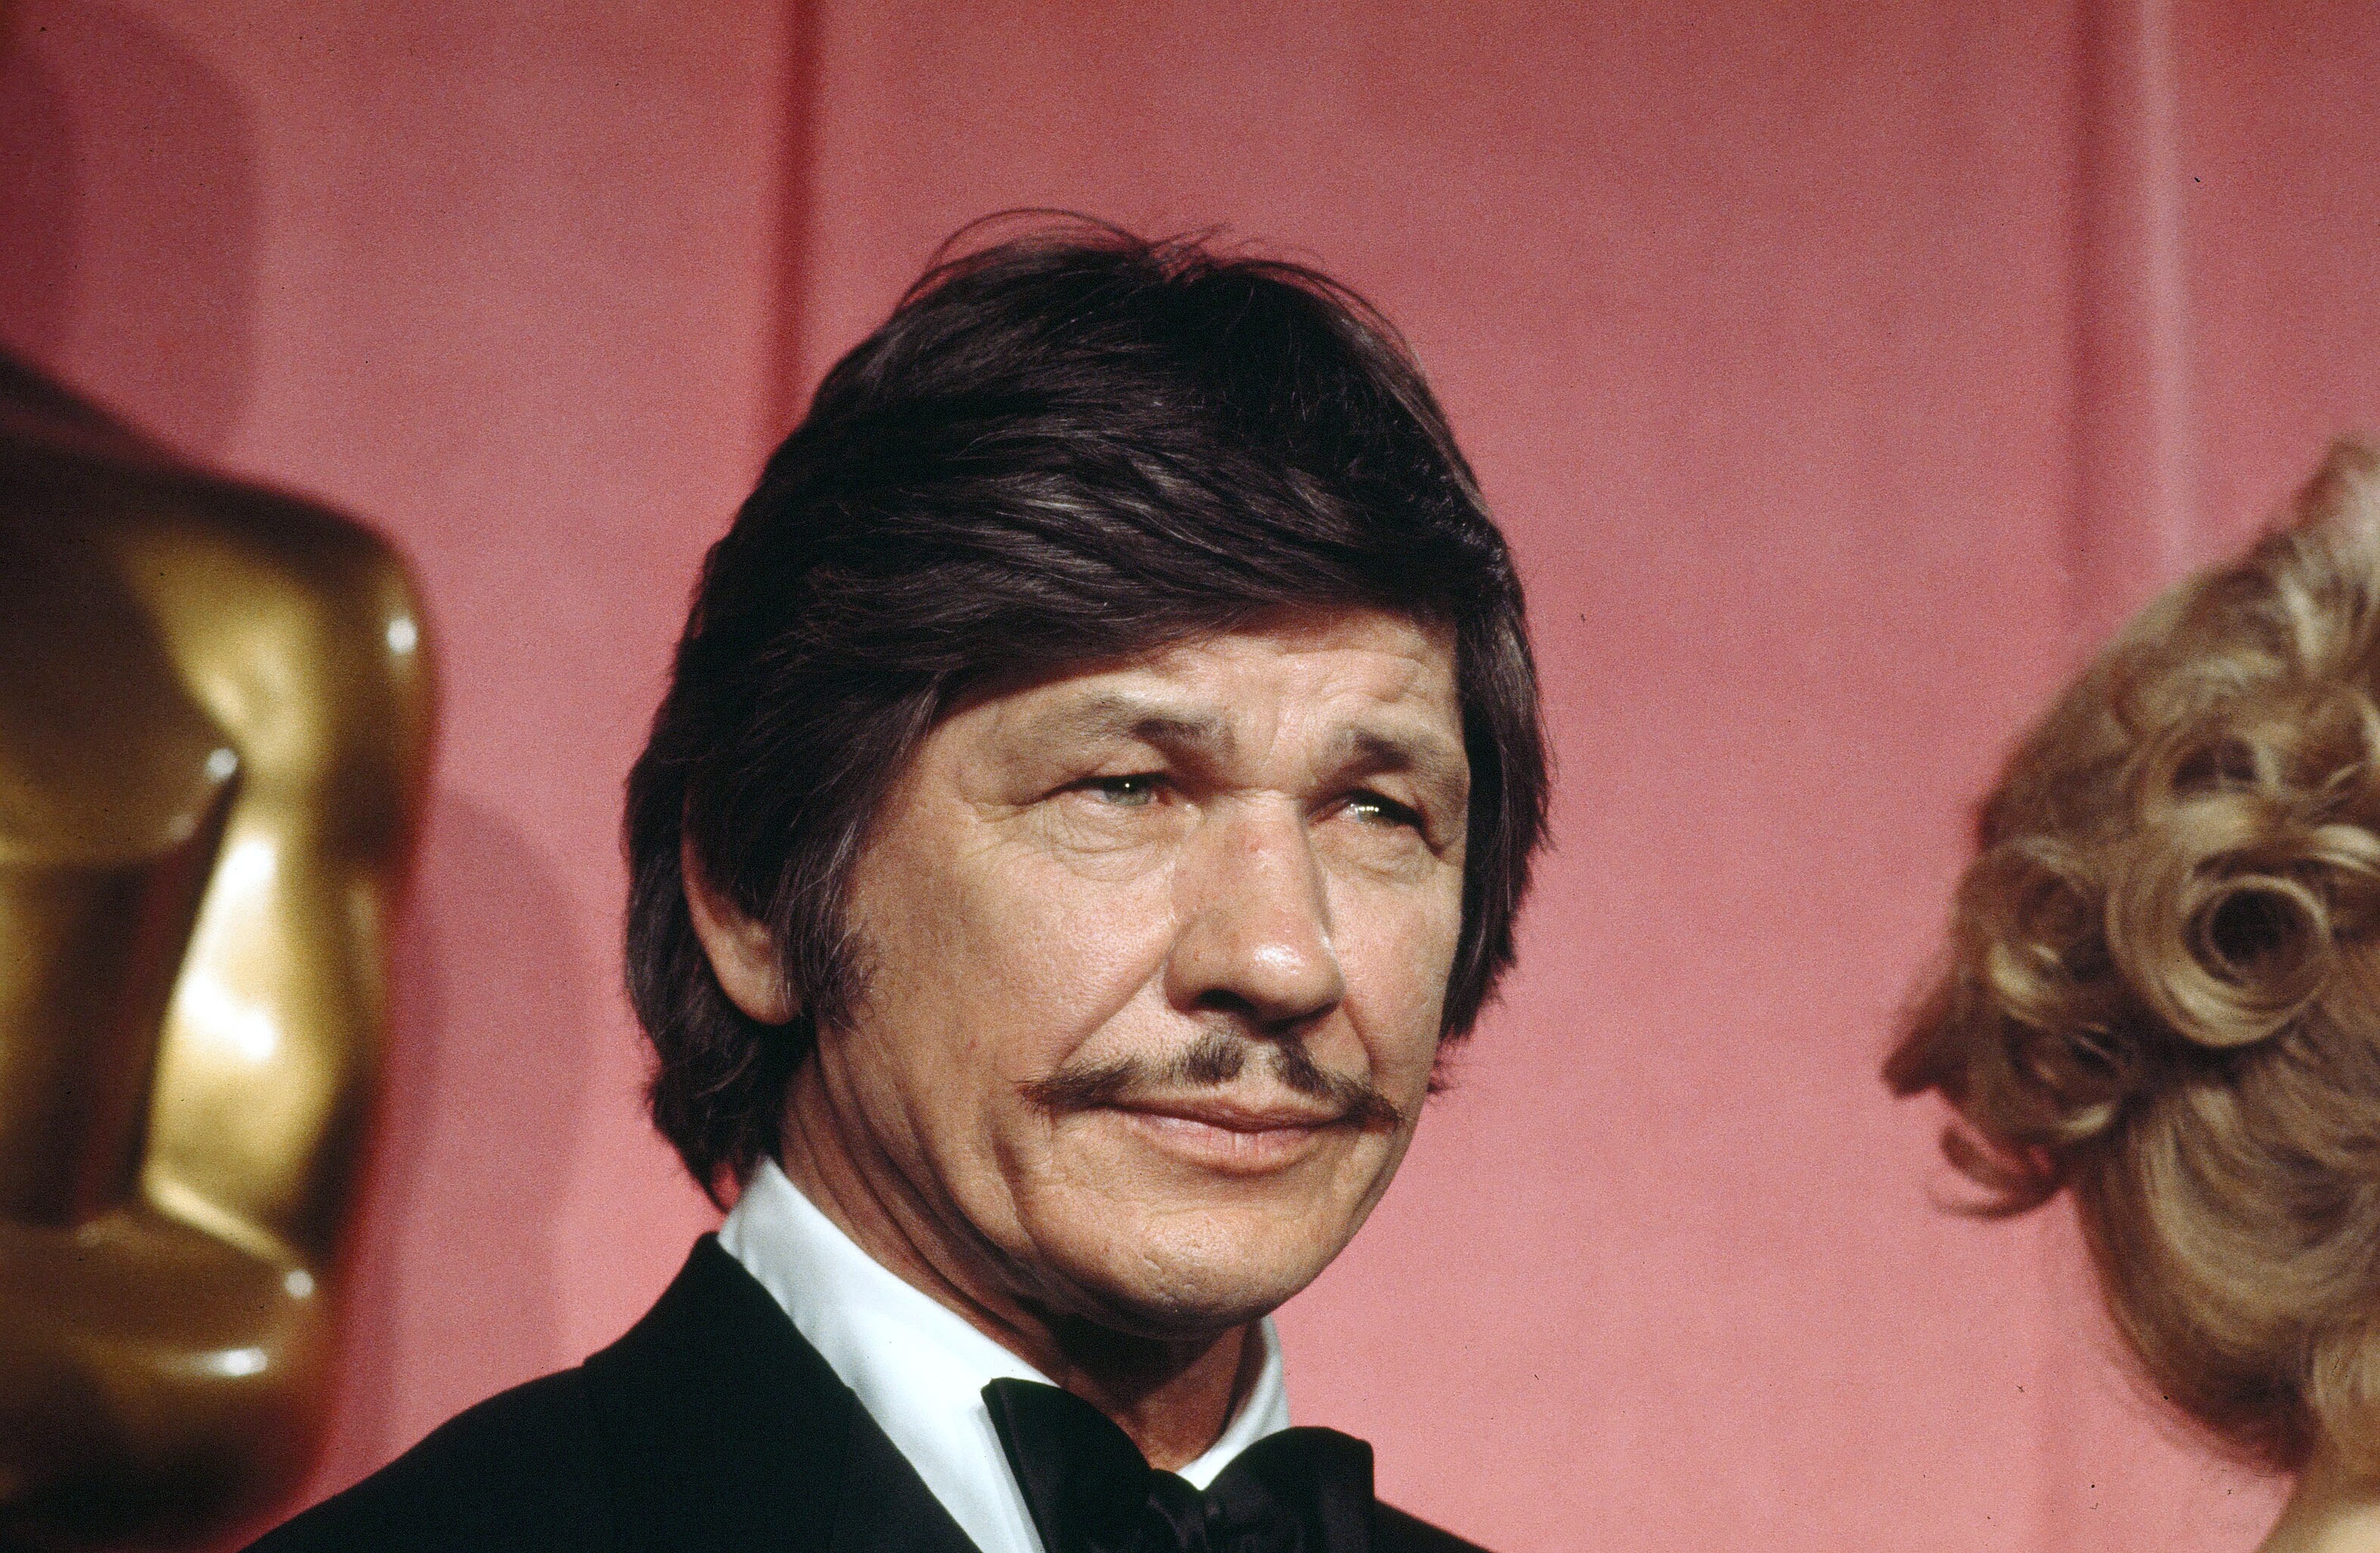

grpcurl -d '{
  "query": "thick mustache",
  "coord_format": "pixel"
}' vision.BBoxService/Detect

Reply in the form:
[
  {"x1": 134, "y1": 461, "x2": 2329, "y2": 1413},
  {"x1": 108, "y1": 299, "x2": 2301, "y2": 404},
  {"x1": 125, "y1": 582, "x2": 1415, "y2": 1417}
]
[{"x1": 1020, "y1": 1030, "x2": 1406, "y2": 1131}]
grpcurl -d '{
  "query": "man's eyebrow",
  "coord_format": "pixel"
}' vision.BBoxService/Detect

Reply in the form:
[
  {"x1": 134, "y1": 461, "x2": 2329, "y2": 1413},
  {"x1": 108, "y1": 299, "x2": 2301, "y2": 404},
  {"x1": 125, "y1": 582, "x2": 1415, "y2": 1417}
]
[
  {"x1": 1032, "y1": 693, "x2": 1233, "y2": 754},
  {"x1": 1024, "y1": 694, "x2": 1468, "y2": 810},
  {"x1": 1339, "y1": 727, "x2": 1470, "y2": 811}
]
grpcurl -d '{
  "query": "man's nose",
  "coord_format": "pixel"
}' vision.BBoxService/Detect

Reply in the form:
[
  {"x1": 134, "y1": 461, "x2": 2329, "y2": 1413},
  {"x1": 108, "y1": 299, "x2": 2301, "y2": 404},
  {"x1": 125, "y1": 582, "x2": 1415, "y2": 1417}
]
[{"x1": 1164, "y1": 803, "x2": 1347, "y2": 1028}]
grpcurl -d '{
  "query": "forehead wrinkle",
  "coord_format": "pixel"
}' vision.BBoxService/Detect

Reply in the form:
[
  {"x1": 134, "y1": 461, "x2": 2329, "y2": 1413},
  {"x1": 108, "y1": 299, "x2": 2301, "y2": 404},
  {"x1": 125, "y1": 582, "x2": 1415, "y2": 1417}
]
[{"x1": 1025, "y1": 689, "x2": 1235, "y2": 758}]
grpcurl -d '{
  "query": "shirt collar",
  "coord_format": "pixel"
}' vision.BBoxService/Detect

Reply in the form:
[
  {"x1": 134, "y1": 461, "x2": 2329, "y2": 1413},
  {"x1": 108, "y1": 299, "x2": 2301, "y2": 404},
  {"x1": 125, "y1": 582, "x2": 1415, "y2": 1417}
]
[{"x1": 718, "y1": 1158, "x2": 1293, "y2": 1553}]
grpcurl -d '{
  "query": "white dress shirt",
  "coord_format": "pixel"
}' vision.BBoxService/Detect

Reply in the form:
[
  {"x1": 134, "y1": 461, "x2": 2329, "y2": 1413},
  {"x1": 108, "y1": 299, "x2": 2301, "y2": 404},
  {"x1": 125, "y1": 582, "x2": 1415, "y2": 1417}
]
[{"x1": 718, "y1": 1158, "x2": 1293, "y2": 1553}]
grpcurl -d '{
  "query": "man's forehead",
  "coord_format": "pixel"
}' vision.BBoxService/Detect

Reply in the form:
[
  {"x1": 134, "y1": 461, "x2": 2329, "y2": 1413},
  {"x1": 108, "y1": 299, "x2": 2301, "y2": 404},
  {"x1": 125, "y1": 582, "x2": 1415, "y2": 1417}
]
[
  {"x1": 953, "y1": 611, "x2": 1466, "y2": 798},
  {"x1": 1009, "y1": 610, "x2": 1457, "y2": 729}
]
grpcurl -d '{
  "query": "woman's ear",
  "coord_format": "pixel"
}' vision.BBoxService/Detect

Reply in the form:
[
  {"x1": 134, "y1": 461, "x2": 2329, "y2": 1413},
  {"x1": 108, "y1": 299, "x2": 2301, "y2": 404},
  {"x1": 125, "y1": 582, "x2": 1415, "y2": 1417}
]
[{"x1": 680, "y1": 833, "x2": 795, "y2": 1024}]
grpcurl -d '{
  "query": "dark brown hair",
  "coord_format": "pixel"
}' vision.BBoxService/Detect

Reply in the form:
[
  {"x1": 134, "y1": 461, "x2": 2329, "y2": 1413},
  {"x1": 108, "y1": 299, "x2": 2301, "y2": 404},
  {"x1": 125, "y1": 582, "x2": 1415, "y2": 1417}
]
[{"x1": 626, "y1": 218, "x2": 1549, "y2": 1204}]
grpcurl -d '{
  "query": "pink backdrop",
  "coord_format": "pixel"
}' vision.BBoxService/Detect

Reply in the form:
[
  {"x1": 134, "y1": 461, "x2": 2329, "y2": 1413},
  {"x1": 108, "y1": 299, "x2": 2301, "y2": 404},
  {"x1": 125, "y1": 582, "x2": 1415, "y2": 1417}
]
[{"x1": 6, "y1": 3, "x2": 2378, "y2": 1548}]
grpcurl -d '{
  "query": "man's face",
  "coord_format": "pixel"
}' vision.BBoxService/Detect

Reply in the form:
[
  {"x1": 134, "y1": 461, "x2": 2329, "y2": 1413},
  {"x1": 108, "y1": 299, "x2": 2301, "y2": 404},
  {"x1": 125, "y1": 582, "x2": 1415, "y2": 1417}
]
[{"x1": 815, "y1": 606, "x2": 1468, "y2": 1338}]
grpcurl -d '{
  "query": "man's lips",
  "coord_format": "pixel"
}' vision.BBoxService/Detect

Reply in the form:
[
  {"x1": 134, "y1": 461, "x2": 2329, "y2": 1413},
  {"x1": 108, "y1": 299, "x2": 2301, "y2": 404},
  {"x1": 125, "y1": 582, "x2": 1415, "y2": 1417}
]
[
  {"x1": 1081, "y1": 1093, "x2": 1362, "y2": 1173},
  {"x1": 1103, "y1": 1095, "x2": 1348, "y2": 1133}
]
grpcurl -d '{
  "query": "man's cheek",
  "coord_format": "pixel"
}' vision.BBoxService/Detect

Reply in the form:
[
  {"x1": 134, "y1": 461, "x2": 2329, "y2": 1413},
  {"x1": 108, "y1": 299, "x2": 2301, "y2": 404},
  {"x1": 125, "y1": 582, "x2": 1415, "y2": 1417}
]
[
  {"x1": 1347, "y1": 904, "x2": 1461, "y2": 1017},
  {"x1": 965, "y1": 866, "x2": 1175, "y2": 996}
]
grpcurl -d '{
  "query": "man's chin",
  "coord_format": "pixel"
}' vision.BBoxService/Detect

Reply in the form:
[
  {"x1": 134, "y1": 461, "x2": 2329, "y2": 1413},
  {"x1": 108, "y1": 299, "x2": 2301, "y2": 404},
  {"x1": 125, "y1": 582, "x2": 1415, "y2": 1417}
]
[
  {"x1": 1017, "y1": 1218, "x2": 1350, "y2": 1341},
  {"x1": 992, "y1": 1131, "x2": 1402, "y2": 1337}
]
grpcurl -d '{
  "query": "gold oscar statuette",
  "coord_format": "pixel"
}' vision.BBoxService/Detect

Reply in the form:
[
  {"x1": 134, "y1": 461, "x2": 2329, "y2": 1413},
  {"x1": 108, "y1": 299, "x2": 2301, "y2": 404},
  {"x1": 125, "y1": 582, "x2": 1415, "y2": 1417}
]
[{"x1": 0, "y1": 354, "x2": 434, "y2": 1547}]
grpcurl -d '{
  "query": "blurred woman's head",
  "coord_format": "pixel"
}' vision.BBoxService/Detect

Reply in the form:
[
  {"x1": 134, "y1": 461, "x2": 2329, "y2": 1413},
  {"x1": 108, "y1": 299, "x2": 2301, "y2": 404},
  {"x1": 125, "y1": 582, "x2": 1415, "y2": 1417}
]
[{"x1": 1891, "y1": 441, "x2": 2380, "y2": 1473}]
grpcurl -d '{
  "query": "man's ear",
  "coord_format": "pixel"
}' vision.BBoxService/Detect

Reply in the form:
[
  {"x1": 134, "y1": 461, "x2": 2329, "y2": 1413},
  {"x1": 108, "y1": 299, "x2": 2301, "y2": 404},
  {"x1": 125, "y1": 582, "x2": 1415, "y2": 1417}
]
[{"x1": 680, "y1": 833, "x2": 795, "y2": 1025}]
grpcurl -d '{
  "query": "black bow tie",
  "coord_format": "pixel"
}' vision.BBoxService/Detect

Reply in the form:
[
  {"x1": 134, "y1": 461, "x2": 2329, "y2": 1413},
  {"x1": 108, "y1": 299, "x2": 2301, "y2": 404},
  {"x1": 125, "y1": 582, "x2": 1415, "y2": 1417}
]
[{"x1": 983, "y1": 1377, "x2": 1373, "y2": 1553}]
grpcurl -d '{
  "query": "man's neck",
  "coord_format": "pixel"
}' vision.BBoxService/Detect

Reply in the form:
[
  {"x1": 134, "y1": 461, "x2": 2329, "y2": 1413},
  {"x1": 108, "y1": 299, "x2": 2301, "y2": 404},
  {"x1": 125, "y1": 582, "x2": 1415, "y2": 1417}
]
[{"x1": 776, "y1": 1080, "x2": 1259, "y2": 1471}]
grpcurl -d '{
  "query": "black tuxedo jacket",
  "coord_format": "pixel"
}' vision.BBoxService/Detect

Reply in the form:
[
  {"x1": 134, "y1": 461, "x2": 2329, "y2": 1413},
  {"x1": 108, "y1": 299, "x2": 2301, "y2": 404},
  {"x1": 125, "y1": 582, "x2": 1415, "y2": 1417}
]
[{"x1": 250, "y1": 1237, "x2": 1488, "y2": 1552}]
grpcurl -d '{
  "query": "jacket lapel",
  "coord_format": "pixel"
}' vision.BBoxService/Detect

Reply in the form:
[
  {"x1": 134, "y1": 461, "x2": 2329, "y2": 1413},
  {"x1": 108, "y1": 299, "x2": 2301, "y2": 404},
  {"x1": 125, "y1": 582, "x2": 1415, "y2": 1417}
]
[
  {"x1": 578, "y1": 1234, "x2": 979, "y2": 1553},
  {"x1": 827, "y1": 1398, "x2": 986, "y2": 1553}
]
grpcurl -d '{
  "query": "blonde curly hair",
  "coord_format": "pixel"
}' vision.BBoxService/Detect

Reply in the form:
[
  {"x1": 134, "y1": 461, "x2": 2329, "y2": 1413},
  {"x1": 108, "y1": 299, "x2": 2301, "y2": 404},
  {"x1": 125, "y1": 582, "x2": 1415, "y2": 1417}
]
[{"x1": 1889, "y1": 441, "x2": 2380, "y2": 1472}]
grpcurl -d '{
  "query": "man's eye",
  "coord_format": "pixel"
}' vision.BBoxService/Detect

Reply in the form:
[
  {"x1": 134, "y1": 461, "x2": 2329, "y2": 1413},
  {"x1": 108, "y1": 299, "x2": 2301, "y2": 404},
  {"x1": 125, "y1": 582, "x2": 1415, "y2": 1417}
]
[
  {"x1": 1345, "y1": 791, "x2": 1422, "y2": 829},
  {"x1": 1084, "y1": 775, "x2": 1161, "y2": 808}
]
